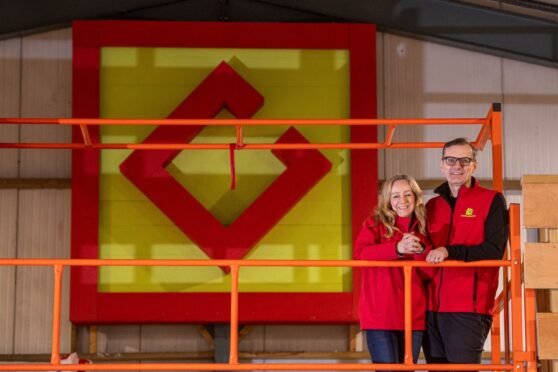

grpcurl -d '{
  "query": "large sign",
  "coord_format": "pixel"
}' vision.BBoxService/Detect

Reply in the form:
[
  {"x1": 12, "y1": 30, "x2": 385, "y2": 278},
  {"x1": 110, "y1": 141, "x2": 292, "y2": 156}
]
[{"x1": 71, "y1": 21, "x2": 377, "y2": 323}]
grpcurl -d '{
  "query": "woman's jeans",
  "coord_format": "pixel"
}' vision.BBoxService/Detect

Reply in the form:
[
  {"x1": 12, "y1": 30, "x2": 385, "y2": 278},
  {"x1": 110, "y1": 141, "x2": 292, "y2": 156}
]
[{"x1": 366, "y1": 329, "x2": 423, "y2": 365}]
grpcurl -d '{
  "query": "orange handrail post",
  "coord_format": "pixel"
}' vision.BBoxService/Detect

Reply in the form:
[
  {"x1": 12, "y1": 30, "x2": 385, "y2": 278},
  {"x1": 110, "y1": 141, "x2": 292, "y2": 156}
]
[
  {"x1": 488, "y1": 104, "x2": 510, "y2": 368},
  {"x1": 384, "y1": 125, "x2": 396, "y2": 146},
  {"x1": 79, "y1": 124, "x2": 92, "y2": 146},
  {"x1": 490, "y1": 280, "x2": 513, "y2": 365},
  {"x1": 51, "y1": 264, "x2": 63, "y2": 365},
  {"x1": 403, "y1": 265, "x2": 413, "y2": 366},
  {"x1": 490, "y1": 104, "x2": 504, "y2": 194},
  {"x1": 492, "y1": 312, "x2": 502, "y2": 367},
  {"x1": 235, "y1": 125, "x2": 244, "y2": 149},
  {"x1": 509, "y1": 204, "x2": 524, "y2": 372},
  {"x1": 229, "y1": 264, "x2": 240, "y2": 365}
]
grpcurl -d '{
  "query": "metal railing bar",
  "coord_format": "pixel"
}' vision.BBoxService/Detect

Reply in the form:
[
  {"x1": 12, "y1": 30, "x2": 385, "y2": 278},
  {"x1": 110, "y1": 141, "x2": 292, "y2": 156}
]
[
  {"x1": 0, "y1": 363, "x2": 516, "y2": 371},
  {"x1": 0, "y1": 259, "x2": 512, "y2": 268},
  {"x1": 0, "y1": 118, "x2": 487, "y2": 126}
]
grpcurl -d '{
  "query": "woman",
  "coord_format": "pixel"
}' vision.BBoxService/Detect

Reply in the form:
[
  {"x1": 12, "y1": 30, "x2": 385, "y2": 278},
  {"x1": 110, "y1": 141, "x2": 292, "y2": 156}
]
[{"x1": 354, "y1": 174, "x2": 430, "y2": 365}]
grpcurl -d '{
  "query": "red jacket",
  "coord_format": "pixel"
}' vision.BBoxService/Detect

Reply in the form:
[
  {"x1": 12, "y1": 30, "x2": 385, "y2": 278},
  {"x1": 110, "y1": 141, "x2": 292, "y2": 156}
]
[
  {"x1": 354, "y1": 216, "x2": 430, "y2": 330},
  {"x1": 426, "y1": 178, "x2": 508, "y2": 315}
]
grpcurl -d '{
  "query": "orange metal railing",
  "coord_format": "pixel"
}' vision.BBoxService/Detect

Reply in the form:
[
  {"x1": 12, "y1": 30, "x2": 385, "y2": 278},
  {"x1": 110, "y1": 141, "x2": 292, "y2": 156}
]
[
  {"x1": 0, "y1": 208, "x2": 534, "y2": 371},
  {"x1": 0, "y1": 111, "x2": 492, "y2": 152},
  {"x1": 0, "y1": 255, "x2": 516, "y2": 371},
  {"x1": 0, "y1": 104, "x2": 537, "y2": 370}
]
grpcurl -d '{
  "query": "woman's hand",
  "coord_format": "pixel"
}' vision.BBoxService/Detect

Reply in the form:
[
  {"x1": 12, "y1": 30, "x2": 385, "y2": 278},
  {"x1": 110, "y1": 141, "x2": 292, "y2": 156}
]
[
  {"x1": 426, "y1": 247, "x2": 449, "y2": 264},
  {"x1": 396, "y1": 233, "x2": 423, "y2": 255}
]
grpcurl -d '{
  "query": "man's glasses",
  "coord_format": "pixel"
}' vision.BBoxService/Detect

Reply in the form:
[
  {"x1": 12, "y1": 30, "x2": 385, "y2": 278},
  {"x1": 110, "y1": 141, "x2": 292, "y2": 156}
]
[{"x1": 442, "y1": 156, "x2": 474, "y2": 167}]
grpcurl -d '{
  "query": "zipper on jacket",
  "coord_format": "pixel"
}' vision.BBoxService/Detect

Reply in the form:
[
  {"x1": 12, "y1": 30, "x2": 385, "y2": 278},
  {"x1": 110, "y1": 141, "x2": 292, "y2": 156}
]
[
  {"x1": 436, "y1": 270, "x2": 444, "y2": 312},
  {"x1": 437, "y1": 201, "x2": 455, "y2": 312},
  {"x1": 472, "y1": 271, "x2": 478, "y2": 313}
]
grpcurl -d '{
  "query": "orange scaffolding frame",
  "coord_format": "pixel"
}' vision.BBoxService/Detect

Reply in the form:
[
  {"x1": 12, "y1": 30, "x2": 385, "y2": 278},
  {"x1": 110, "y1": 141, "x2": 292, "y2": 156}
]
[{"x1": 0, "y1": 104, "x2": 538, "y2": 371}]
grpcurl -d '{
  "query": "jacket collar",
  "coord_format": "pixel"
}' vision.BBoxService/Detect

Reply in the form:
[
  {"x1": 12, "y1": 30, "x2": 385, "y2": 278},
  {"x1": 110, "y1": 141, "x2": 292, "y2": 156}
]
[
  {"x1": 395, "y1": 215, "x2": 416, "y2": 233},
  {"x1": 434, "y1": 177, "x2": 479, "y2": 202}
]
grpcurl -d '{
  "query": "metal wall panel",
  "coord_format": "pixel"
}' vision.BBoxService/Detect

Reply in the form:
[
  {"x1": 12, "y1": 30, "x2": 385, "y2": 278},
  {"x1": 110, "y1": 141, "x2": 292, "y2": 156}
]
[
  {"x1": 94, "y1": 325, "x2": 210, "y2": 371},
  {"x1": 19, "y1": 28, "x2": 71, "y2": 178},
  {"x1": 14, "y1": 189, "x2": 71, "y2": 354},
  {"x1": 0, "y1": 37, "x2": 20, "y2": 178},
  {"x1": 263, "y1": 325, "x2": 348, "y2": 352},
  {"x1": 503, "y1": 58, "x2": 558, "y2": 179},
  {"x1": 0, "y1": 190, "x2": 17, "y2": 353},
  {"x1": 139, "y1": 325, "x2": 209, "y2": 352},
  {"x1": 382, "y1": 33, "x2": 502, "y2": 181},
  {"x1": 97, "y1": 325, "x2": 141, "y2": 354},
  {"x1": 238, "y1": 326, "x2": 265, "y2": 352},
  {"x1": 0, "y1": 35, "x2": 20, "y2": 355}
]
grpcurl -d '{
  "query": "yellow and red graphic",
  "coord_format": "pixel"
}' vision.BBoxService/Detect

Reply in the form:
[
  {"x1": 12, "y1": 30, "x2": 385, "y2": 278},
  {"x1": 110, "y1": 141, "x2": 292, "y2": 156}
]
[
  {"x1": 71, "y1": 21, "x2": 377, "y2": 323},
  {"x1": 119, "y1": 62, "x2": 331, "y2": 268}
]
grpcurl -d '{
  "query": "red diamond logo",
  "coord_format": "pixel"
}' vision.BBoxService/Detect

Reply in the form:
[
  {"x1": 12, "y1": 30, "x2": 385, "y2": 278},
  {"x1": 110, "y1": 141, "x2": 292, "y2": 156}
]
[{"x1": 120, "y1": 62, "x2": 332, "y2": 269}]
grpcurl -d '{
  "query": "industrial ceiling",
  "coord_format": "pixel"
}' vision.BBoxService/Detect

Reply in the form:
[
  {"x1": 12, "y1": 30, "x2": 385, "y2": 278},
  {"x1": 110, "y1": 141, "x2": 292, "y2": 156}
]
[{"x1": 1, "y1": 0, "x2": 557, "y2": 67}]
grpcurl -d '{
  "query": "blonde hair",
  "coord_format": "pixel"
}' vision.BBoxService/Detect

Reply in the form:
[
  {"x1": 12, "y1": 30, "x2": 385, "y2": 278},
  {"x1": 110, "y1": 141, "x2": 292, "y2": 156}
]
[{"x1": 373, "y1": 174, "x2": 426, "y2": 238}]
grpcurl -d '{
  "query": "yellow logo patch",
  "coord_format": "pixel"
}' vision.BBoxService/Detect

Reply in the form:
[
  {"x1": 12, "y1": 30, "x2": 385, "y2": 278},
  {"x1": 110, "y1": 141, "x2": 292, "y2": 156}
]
[{"x1": 461, "y1": 208, "x2": 476, "y2": 218}]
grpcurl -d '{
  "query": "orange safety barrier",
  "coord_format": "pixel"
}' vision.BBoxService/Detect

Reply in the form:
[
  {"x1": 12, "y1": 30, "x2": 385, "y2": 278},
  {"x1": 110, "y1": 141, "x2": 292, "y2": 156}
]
[
  {"x1": 0, "y1": 256, "x2": 515, "y2": 371},
  {"x1": 0, "y1": 104, "x2": 504, "y2": 190},
  {"x1": 0, "y1": 104, "x2": 537, "y2": 370},
  {"x1": 0, "y1": 110, "x2": 494, "y2": 154}
]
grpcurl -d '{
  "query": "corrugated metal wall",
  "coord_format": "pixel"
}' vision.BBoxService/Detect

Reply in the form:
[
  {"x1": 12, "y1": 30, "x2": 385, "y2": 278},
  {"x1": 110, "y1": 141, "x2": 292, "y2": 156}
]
[
  {"x1": 0, "y1": 25, "x2": 556, "y2": 357},
  {"x1": 0, "y1": 28, "x2": 73, "y2": 355}
]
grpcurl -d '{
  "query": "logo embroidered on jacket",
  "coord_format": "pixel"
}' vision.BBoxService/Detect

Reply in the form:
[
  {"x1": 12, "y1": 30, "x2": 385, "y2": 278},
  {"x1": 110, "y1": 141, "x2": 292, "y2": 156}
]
[{"x1": 461, "y1": 208, "x2": 476, "y2": 218}]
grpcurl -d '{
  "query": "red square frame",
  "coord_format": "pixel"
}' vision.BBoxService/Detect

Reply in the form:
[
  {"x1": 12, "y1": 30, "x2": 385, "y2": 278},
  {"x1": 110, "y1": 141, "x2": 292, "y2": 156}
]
[{"x1": 71, "y1": 20, "x2": 377, "y2": 324}]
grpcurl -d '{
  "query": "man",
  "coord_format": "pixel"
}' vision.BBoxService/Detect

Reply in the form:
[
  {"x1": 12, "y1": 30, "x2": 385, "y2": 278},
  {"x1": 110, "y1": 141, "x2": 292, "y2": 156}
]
[{"x1": 423, "y1": 137, "x2": 509, "y2": 365}]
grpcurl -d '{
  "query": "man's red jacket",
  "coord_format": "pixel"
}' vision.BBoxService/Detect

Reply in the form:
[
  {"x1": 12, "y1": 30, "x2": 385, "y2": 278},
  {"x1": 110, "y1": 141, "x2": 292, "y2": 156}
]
[{"x1": 426, "y1": 178, "x2": 508, "y2": 315}]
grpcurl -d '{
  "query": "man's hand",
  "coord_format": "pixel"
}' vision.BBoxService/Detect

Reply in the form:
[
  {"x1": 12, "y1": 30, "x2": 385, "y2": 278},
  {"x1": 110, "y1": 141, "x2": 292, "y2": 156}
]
[{"x1": 426, "y1": 247, "x2": 449, "y2": 264}]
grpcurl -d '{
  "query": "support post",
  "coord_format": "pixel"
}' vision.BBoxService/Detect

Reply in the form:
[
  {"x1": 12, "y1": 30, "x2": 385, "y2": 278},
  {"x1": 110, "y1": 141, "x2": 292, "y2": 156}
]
[{"x1": 51, "y1": 264, "x2": 63, "y2": 365}]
